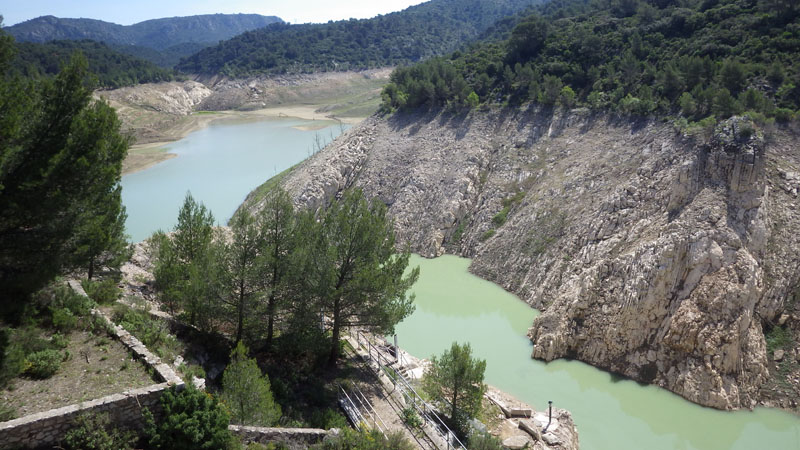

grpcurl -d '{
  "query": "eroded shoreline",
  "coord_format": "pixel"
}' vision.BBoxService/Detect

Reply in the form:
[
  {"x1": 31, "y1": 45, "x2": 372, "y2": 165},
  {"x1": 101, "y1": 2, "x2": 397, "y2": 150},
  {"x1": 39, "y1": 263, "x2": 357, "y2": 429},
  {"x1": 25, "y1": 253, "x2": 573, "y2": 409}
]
[{"x1": 122, "y1": 106, "x2": 366, "y2": 175}]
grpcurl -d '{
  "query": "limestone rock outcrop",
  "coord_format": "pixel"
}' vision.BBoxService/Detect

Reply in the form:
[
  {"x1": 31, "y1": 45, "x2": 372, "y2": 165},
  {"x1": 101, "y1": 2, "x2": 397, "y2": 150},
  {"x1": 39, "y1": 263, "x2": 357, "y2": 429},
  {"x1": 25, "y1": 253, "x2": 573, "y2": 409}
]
[
  {"x1": 244, "y1": 107, "x2": 800, "y2": 410},
  {"x1": 100, "y1": 80, "x2": 212, "y2": 115}
]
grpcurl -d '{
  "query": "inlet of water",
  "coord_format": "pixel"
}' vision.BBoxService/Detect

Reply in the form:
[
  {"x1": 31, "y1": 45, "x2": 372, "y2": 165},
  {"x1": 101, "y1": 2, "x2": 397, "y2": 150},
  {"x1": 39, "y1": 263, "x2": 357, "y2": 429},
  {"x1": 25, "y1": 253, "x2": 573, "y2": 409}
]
[
  {"x1": 121, "y1": 117, "x2": 344, "y2": 242},
  {"x1": 395, "y1": 254, "x2": 800, "y2": 450}
]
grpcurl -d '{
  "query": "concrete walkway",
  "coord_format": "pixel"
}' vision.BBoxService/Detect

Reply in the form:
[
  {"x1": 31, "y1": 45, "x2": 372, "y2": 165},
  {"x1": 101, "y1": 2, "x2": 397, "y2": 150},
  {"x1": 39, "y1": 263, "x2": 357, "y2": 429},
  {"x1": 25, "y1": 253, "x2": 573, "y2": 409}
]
[{"x1": 342, "y1": 335, "x2": 441, "y2": 449}]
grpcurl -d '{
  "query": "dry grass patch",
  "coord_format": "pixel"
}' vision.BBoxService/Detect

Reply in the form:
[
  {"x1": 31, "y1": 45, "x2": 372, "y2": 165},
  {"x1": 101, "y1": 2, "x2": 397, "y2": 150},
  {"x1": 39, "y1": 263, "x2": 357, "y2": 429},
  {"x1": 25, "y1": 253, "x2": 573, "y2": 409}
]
[{"x1": 1, "y1": 330, "x2": 156, "y2": 418}]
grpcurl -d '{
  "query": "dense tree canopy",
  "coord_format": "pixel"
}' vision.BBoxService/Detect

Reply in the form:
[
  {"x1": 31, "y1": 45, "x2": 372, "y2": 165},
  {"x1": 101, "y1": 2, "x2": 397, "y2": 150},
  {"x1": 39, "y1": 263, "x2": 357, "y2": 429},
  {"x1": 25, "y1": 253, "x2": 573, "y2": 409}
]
[
  {"x1": 176, "y1": 0, "x2": 542, "y2": 76},
  {"x1": 14, "y1": 40, "x2": 175, "y2": 89},
  {"x1": 151, "y1": 188, "x2": 419, "y2": 366},
  {"x1": 296, "y1": 188, "x2": 420, "y2": 365},
  {"x1": 0, "y1": 28, "x2": 129, "y2": 313},
  {"x1": 382, "y1": 0, "x2": 800, "y2": 124}
]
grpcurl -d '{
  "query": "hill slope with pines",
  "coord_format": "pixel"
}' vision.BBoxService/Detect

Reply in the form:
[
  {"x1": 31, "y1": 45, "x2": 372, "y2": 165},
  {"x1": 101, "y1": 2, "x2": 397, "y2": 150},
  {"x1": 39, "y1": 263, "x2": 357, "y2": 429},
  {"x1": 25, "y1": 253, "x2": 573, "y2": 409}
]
[
  {"x1": 175, "y1": 0, "x2": 542, "y2": 76},
  {"x1": 382, "y1": 0, "x2": 800, "y2": 124},
  {"x1": 4, "y1": 14, "x2": 283, "y2": 67},
  {"x1": 13, "y1": 40, "x2": 175, "y2": 88}
]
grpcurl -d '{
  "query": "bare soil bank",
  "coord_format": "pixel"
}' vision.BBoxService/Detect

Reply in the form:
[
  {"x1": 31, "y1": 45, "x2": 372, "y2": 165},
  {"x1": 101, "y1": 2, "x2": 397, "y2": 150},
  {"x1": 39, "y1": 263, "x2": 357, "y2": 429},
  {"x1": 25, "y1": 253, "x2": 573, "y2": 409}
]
[{"x1": 100, "y1": 70, "x2": 390, "y2": 174}]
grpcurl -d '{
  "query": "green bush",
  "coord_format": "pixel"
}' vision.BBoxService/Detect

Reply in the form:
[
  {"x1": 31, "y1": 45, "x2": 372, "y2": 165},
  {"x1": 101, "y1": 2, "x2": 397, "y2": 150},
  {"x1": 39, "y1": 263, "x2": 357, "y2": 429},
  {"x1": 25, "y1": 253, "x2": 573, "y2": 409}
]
[
  {"x1": 308, "y1": 408, "x2": 348, "y2": 430},
  {"x1": 0, "y1": 402, "x2": 17, "y2": 422},
  {"x1": 401, "y1": 407, "x2": 422, "y2": 429},
  {"x1": 774, "y1": 108, "x2": 794, "y2": 122},
  {"x1": 50, "y1": 333, "x2": 69, "y2": 349},
  {"x1": 143, "y1": 385, "x2": 232, "y2": 450},
  {"x1": 179, "y1": 363, "x2": 206, "y2": 382},
  {"x1": 82, "y1": 279, "x2": 121, "y2": 304},
  {"x1": 491, "y1": 208, "x2": 509, "y2": 227},
  {"x1": 25, "y1": 349, "x2": 62, "y2": 379},
  {"x1": 64, "y1": 412, "x2": 136, "y2": 450},
  {"x1": 313, "y1": 428, "x2": 415, "y2": 449},
  {"x1": 112, "y1": 304, "x2": 177, "y2": 356},
  {"x1": 12, "y1": 327, "x2": 52, "y2": 354},
  {"x1": 480, "y1": 230, "x2": 496, "y2": 241},
  {"x1": 468, "y1": 431, "x2": 504, "y2": 450},
  {"x1": 53, "y1": 284, "x2": 95, "y2": 317},
  {"x1": 766, "y1": 326, "x2": 792, "y2": 355},
  {"x1": 51, "y1": 307, "x2": 78, "y2": 332}
]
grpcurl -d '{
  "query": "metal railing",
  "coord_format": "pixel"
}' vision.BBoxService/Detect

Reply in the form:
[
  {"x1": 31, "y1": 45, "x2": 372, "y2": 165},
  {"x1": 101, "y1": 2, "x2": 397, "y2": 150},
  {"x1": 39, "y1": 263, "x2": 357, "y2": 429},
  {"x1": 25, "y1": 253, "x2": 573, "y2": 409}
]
[
  {"x1": 354, "y1": 331, "x2": 466, "y2": 450},
  {"x1": 338, "y1": 383, "x2": 389, "y2": 438}
]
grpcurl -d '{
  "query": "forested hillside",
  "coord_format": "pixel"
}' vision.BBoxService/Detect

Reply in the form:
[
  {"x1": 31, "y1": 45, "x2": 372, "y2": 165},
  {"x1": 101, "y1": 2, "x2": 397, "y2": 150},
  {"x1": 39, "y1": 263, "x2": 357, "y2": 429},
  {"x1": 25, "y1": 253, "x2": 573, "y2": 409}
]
[
  {"x1": 5, "y1": 14, "x2": 282, "y2": 67},
  {"x1": 175, "y1": 0, "x2": 541, "y2": 76},
  {"x1": 381, "y1": 0, "x2": 800, "y2": 124},
  {"x1": 14, "y1": 40, "x2": 175, "y2": 88}
]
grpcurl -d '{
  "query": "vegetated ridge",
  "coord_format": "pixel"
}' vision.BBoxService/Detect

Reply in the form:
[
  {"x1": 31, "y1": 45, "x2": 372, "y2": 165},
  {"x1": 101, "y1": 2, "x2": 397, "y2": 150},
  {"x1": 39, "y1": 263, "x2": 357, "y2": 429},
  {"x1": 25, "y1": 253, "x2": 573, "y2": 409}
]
[
  {"x1": 4, "y1": 14, "x2": 283, "y2": 68},
  {"x1": 240, "y1": 0, "x2": 800, "y2": 411},
  {"x1": 13, "y1": 40, "x2": 175, "y2": 89},
  {"x1": 175, "y1": 0, "x2": 543, "y2": 76},
  {"x1": 381, "y1": 0, "x2": 799, "y2": 124}
]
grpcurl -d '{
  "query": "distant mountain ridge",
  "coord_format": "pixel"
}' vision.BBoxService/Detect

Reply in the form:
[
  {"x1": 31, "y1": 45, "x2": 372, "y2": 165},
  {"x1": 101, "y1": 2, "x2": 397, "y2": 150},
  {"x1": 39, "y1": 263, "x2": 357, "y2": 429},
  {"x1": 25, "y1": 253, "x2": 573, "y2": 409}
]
[
  {"x1": 5, "y1": 14, "x2": 283, "y2": 49},
  {"x1": 5, "y1": 14, "x2": 283, "y2": 67},
  {"x1": 176, "y1": 0, "x2": 542, "y2": 76}
]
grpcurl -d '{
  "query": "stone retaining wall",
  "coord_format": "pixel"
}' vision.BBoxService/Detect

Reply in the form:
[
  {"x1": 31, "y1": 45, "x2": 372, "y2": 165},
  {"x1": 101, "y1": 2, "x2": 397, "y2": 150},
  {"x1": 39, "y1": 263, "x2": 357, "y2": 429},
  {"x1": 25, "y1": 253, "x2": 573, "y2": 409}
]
[
  {"x1": 0, "y1": 281, "x2": 184, "y2": 449},
  {"x1": 0, "y1": 383, "x2": 170, "y2": 449},
  {"x1": 229, "y1": 425, "x2": 338, "y2": 450}
]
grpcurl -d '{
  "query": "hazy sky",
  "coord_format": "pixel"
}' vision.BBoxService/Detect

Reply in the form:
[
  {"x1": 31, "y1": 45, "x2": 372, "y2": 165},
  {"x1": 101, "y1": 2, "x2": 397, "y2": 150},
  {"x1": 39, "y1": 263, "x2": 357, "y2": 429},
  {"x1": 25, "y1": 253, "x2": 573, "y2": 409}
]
[{"x1": 2, "y1": 0, "x2": 428, "y2": 26}]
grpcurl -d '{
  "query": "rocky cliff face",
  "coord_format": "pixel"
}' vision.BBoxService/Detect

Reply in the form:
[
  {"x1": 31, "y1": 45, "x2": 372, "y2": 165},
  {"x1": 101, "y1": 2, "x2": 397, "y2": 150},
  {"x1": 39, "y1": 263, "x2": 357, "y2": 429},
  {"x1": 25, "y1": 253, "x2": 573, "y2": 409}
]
[{"x1": 244, "y1": 107, "x2": 800, "y2": 410}]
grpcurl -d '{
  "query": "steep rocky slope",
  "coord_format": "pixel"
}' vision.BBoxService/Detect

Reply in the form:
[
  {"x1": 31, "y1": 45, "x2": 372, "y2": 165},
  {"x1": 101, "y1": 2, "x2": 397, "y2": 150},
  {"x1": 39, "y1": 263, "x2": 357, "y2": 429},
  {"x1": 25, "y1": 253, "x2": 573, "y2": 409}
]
[{"x1": 242, "y1": 107, "x2": 800, "y2": 410}]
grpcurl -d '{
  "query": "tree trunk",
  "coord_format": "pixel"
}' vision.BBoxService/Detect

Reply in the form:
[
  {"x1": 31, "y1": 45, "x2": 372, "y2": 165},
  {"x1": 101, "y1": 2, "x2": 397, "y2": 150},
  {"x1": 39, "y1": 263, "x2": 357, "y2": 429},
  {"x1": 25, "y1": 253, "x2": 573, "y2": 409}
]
[
  {"x1": 87, "y1": 258, "x2": 94, "y2": 280},
  {"x1": 452, "y1": 388, "x2": 458, "y2": 423},
  {"x1": 236, "y1": 280, "x2": 245, "y2": 345},
  {"x1": 328, "y1": 297, "x2": 340, "y2": 366},
  {"x1": 266, "y1": 293, "x2": 275, "y2": 348}
]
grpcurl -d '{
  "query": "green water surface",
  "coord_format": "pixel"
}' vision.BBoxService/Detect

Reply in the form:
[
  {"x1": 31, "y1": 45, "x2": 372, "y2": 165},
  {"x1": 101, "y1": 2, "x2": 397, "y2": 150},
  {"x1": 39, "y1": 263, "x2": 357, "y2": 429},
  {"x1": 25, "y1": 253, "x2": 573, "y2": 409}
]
[
  {"x1": 395, "y1": 254, "x2": 800, "y2": 450},
  {"x1": 121, "y1": 117, "x2": 344, "y2": 242}
]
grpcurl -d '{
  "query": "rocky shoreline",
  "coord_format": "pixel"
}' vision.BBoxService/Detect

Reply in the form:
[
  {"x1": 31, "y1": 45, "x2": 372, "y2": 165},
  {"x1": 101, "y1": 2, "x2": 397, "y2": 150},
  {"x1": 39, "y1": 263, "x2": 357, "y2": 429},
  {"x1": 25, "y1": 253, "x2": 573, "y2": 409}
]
[{"x1": 244, "y1": 106, "x2": 800, "y2": 412}]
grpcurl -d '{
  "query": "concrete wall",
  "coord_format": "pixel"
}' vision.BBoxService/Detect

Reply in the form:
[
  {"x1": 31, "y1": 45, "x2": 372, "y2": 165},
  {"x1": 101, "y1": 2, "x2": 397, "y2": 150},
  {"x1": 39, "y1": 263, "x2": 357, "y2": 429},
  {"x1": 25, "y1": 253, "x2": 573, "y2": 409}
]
[{"x1": 0, "y1": 280, "x2": 184, "y2": 449}]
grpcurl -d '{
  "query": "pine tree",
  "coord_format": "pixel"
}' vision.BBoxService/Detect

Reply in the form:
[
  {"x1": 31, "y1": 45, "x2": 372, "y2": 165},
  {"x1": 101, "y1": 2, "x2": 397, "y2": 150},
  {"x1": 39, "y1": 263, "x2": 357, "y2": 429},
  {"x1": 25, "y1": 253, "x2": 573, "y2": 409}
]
[
  {"x1": 0, "y1": 27, "x2": 128, "y2": 313},
  {"x1": 152, "y1": 192, "x2": 217, "y2": 329},
  {"x1": 423, "y1": 342, "x2": 487, "y2": 435},
  {"x1": 221, "y1": 342, "x2": 281, "y2": 426},
  {"x1": 219, "y1": 211, "x2": 264, "y2": 346},
  {"x1": 296, "y1": 188, "x2": 419, "y2": 366},
  {"x1": 258, "y1": 188, "x2": 295, "y2": 348}
]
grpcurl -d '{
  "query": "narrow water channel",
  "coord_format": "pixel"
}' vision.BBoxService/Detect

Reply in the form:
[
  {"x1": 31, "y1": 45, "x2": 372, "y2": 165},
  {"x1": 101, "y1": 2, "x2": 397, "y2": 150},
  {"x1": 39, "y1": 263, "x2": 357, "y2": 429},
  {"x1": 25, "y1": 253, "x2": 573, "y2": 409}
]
[
  {"x1": 395, "y1": 255, "x2": 800, "y2": 450},
  {"x1": 121, "y1": 117, "x2": 344, "y2": 242}
]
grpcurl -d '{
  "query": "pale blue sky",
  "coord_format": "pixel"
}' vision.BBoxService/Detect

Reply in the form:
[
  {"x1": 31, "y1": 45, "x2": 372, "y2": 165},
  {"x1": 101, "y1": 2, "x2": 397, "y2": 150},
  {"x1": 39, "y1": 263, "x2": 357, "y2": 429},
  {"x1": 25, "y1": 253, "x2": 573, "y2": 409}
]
[{"x1": 1, "y1": 0, "x2": 428, "y2": 26}]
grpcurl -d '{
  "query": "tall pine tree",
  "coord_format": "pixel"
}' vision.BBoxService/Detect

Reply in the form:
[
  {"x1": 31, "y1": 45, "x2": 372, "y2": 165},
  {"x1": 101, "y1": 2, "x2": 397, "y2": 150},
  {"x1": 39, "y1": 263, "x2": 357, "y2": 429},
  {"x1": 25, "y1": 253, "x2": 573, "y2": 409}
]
[
  {"x1": 0, "y1": 26, "x2": 128, "y2": 314},
  {"x1": 297, "y1": 188, "x2": 419, "y2": 366}
]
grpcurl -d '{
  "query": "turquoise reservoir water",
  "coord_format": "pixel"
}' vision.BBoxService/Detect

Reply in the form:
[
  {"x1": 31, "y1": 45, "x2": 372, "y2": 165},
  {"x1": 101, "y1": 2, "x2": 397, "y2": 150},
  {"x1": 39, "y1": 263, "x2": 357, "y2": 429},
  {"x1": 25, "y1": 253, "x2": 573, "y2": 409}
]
[
  {"x1": 395, "y1": 254, "x2": 800, "y2": 450},
  {"x1": 119, "y1": 118, "x2": 799, "y2": 449},
  {"x1": 121, "y1": 118, "x2": 344, "y2": 242}
]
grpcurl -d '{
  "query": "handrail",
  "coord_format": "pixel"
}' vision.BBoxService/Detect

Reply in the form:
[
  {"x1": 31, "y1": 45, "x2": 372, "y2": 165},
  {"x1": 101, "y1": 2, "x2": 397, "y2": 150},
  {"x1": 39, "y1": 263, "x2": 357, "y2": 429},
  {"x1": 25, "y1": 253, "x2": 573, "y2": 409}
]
[
  {"x1": 352, "y1": 383, "x2": 389, "y2": 436},
  {"x1": 338, "y1": 384, "x2": 367, "y2": 427},
  {"x1": 354, "y1": 330, "x2": 466, "y2": 450}
]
